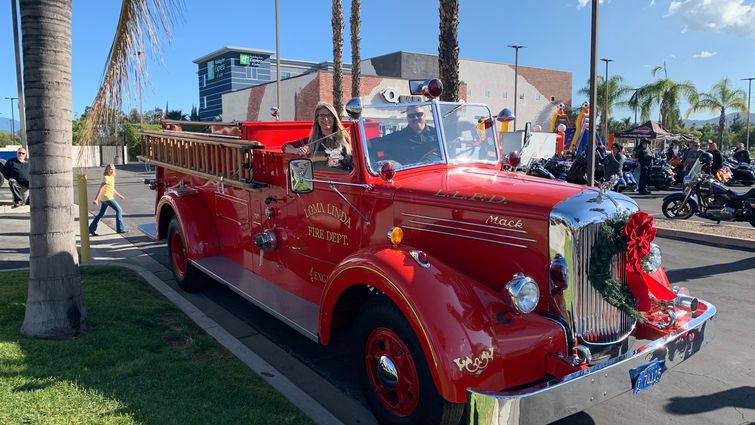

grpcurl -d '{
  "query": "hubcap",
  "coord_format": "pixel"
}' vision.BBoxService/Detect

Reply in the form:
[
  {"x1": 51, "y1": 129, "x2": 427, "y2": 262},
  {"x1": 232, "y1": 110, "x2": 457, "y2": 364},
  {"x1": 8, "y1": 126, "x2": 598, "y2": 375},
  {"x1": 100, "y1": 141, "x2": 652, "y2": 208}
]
[{"x1": 364, "y1": 327, "x2": 420, "y2": 417}]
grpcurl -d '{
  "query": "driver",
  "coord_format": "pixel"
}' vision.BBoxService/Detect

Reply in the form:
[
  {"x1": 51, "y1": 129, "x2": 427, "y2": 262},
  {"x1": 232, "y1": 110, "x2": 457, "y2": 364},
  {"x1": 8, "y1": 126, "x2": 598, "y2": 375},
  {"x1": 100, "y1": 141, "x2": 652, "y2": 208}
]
[{"x1": 375, "y1": 105, "x2": 438, "y2": 164}]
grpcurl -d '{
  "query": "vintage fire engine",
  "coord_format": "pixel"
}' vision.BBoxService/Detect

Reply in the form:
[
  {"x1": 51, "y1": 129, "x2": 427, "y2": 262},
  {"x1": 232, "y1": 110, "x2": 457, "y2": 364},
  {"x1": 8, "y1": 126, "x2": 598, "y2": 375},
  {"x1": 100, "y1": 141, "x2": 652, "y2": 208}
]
[{"x1": 139, "y1": 80, "x2": 716, "y2": 425}]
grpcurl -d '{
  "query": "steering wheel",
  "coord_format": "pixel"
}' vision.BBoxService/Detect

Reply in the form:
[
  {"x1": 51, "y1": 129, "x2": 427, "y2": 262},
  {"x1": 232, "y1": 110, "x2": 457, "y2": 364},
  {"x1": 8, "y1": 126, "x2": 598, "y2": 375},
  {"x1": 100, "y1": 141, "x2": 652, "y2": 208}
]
[{"x1": 448, "y1": 137, "x2": 479, "y2": 158}]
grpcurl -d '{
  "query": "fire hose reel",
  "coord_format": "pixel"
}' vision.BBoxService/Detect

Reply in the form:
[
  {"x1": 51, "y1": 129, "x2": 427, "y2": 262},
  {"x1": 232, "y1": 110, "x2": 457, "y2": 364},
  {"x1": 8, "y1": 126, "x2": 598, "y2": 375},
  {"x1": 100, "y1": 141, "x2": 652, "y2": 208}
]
[{"x1": 255, "y1": 229, "x2": 277, "y2": 267}]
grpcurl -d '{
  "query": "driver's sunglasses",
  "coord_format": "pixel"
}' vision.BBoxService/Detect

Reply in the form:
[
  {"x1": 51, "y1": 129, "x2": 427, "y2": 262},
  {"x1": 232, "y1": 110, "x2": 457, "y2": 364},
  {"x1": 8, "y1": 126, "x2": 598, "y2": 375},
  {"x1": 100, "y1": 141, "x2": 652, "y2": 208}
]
[
  {"x1": 407, "y1": 112, "x2": 424, "y2": 119},
  {"x1": 17, "y1": 152, "x2": 26, "y2": 156}
]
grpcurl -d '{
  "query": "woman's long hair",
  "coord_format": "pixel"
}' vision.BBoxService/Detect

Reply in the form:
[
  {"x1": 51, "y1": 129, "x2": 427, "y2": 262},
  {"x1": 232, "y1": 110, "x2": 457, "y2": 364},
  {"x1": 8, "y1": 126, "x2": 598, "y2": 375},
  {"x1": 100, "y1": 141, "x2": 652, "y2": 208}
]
[
  {"x1": 309, "y1": 102, "x2": 351, "y2": 155},
  {"x1": 104, "y1": 163, "x2": 116, "y2": 176}
]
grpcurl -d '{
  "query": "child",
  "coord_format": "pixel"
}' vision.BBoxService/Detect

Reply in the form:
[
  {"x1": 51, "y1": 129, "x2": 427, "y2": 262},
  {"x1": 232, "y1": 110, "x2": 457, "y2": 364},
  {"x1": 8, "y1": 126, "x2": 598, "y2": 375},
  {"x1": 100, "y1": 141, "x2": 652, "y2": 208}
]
[{"x1": 89, "y1": 164, "x2": 126, "y2": 235}]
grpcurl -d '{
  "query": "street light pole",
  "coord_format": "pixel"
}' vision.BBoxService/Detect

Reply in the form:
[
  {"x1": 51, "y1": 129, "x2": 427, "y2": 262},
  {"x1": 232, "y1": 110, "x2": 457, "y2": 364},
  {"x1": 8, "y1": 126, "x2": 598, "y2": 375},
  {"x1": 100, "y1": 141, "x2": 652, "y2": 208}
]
[
  {"x1": 600, "y1": 58, "x2": 613, "y2": 144},
  {"x1": 5, "y1": 97, "x2": 18, "y2": 141},
  {"x1": 11, "y1": 0, "x2": 26, "y2": 147},
  {"x1": 275, "y1": 0, "x2": 282, "y2": 119},
  {"x1": 136, "y1": 51, "x2": 143, "y2": 126},
  {"x1": 507, "y1": 44, "x2": 525, "y2": 131},
  {"x1": 586, "y1": 0, "x2": 599, "y2": 187},
  {"x1": 743, "y1": 77, "x2": 754, "y2": 152}
]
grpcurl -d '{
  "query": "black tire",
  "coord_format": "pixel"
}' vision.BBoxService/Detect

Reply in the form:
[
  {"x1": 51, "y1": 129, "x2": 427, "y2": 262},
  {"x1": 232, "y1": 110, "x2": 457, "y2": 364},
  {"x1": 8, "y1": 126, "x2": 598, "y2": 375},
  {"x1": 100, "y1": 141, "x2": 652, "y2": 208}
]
[
  {"x1": 655, "y1": 180, "x2": 671, "y2": 191},
  {"x1": 356, "y1": 297, "x2": 464, "y2": 425},
  {"x1": 167, "y1": 216, "x2": 206, "y2": 292},
  {"x1": 743, "y1": 181, "x2": 754, "y2": 187},
  {"x1": 662, "y1": 198, "x2": 695, "y2": 220}
]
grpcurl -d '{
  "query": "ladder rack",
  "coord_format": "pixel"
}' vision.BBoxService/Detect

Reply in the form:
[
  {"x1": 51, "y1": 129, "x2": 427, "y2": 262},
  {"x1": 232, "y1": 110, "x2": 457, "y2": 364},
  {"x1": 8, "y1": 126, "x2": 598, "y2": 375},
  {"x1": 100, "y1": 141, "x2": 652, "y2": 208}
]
[{"x1": 138, "y1": 130, "x2": 266, "y2": 190}]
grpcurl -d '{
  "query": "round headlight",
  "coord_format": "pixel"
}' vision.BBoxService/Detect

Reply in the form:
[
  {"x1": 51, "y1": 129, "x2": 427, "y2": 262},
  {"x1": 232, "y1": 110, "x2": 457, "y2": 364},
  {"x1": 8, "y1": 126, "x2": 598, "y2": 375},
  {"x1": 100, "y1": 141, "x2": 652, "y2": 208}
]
[
  {"x1": 506, "y1": 273, "x2": 540, "y2": 314},
  {"x1": 641, "y1": 243, "x2": 662, "y2": 274}
]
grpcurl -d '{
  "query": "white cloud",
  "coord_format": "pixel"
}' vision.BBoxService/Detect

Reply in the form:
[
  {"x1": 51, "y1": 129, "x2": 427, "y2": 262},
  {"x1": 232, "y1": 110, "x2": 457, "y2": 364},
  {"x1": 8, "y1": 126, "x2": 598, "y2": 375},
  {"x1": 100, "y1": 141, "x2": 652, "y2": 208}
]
[
  {"x1": 670, "y1": 53, "x2": 677, "y2": 59},
  {"x1": 692, "y1": 50, "x2": 717, "y2": 58},
  {"x1": 666, "y1": 0, "x2": 755, "y2": 37},
  {"x1": 649, "y1": 0, "x2": 656, "y2": 6}
]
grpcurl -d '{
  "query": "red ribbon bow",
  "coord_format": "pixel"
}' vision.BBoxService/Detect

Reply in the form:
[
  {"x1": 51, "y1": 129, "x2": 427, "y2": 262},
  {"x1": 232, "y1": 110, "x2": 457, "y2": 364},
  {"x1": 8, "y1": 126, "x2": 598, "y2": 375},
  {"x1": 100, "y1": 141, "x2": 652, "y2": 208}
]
[{"x1": 622, "y1": 212, "x2": 676, "y2": 311}]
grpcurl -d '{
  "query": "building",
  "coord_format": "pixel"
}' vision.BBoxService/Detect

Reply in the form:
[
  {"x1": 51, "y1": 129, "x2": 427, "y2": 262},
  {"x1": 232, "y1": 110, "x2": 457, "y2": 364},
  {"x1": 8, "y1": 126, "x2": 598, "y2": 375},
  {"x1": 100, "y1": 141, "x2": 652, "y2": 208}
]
[{"x1": 195, "y1": 47, "x2": 571, "y2": 130}]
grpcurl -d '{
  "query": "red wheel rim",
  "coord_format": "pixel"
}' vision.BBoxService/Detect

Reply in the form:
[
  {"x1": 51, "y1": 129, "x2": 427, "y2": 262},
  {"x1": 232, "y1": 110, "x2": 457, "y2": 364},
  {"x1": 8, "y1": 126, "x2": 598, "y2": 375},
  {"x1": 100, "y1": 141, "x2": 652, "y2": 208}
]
[
  {"x1": 170, "y1": 231, "x2": 186, "y2": 279},
  {"x1": 364, "y1": 327, "x2": 420, "y2": 417}
]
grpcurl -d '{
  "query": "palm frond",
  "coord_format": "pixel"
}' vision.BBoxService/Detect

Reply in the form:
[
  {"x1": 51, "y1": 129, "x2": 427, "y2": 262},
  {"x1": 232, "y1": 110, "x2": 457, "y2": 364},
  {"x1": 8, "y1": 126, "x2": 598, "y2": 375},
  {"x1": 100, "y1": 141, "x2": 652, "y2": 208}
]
[{"x1": 79, "y1": 0, "x2": 183, "y2": 153}]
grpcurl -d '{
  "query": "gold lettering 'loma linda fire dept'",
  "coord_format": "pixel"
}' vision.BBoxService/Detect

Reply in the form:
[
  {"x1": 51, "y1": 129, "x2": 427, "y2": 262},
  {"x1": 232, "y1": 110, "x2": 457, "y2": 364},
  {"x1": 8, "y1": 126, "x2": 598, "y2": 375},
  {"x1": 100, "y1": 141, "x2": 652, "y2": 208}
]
[
  {"x1": 453, "y1": 347, "x2": 495, "y2": 374},
  {"x1": 433, "y1": 189, "x2": 507, "y2": 204},
  {"x1": 304, "y1": 202, "x2": 352, "y2": 229}
]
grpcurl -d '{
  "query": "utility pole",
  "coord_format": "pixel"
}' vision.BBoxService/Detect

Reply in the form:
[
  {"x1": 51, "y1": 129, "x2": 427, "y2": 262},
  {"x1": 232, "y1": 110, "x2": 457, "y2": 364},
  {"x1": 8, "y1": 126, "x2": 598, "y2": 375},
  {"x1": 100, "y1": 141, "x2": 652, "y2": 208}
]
[
  {"x1": 600, "y1": 58, "x2": 613, "y2": 144},
  {"x1": 507, "y1": 44, "x2": 525, "y2": 131},
  {"x1": 11, "y1": 0, "x2": 26, "y2": 147},
  {"x1": 136, "y1": 51, "x2": 144, "y2": 126},
  {"x1": 587, "y1": 0, "x2": 599, "y2": 187},
  {"x1": 5, "y1": 97, "x2": 18, "y2": 141},
  {"x1": 275, "y1": 0, "x2": 281, "y2": 119},
  {"x1": 743, "y1": 77, "x2": 754, "y2": 152}
]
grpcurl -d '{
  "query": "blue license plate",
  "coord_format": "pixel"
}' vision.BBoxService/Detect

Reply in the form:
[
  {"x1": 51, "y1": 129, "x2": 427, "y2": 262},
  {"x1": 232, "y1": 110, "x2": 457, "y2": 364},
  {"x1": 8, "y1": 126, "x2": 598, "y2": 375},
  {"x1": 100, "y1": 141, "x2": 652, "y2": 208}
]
[{"x1": 629, "y1": 361, "x2": 665, "y2": 395}]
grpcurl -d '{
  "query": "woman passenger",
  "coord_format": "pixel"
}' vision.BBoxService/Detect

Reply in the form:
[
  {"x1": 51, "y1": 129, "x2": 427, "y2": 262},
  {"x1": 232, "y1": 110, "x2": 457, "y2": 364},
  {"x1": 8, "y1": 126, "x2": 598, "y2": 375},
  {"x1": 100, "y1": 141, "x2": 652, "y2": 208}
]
[{"x1": 283, "y1": 102, "x2": 352, "y2": 169}]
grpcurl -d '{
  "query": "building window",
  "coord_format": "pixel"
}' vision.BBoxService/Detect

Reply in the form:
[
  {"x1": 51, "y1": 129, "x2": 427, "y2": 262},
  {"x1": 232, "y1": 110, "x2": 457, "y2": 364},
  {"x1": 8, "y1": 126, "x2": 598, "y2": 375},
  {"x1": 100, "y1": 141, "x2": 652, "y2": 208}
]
[
  {"x1": 207, "y1": 60, "x2": 215, "y2": 81},
  {"x1": 536, "y1": 95, "x2": 541, "y2": 101},
  {"x1": 485, "y1": 90, "x2": 491, "y2": 97},
  {"x1": 467, "y1": 88, "x2": 472, "y2": 96},
  {"x1": 247, "y1": 67, "x2": 258, "y2": 80},
  {"x1": 201, "y1": 74, "x2": 206, "y2": 88},
  {"x1": 519, "y1": 94, "x2": 525, "y2": 100},
  {"x1": 502, "y1": 91, "x2": 508, "y2": 99},
  {"x1": 202, "y1": 96, "x2": 207, "y2": 109},
  {"x1": 281, "y1": 71, "x2": 292, "y2": 79}
]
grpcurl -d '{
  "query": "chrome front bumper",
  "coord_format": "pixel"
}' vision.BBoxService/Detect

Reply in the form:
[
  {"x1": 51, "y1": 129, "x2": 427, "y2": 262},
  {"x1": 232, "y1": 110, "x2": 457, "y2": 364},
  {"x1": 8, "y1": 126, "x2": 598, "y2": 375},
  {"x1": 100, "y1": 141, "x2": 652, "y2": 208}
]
[{"x1": 467, "y1": 300, "x2": 717, "y2": 425}]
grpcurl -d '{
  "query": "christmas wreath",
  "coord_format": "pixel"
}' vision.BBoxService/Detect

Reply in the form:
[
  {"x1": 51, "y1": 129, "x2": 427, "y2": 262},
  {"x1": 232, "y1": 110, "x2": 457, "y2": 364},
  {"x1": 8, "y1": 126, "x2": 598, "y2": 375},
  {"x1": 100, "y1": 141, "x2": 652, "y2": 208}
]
[{"x1": 589, "y1": 211, "x2": 676, "y2": 320}]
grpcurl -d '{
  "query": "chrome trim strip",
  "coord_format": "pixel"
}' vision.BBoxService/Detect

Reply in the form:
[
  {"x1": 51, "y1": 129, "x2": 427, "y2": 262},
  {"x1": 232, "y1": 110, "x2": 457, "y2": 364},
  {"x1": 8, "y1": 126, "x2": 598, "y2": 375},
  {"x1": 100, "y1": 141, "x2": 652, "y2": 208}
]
[
  {"x1": 403, "y1": 225, "x2": 527, "y2": 248},
  {"x1": 401, "y1": 212, "x2": 528, "y2": 234},
  {"x1": 190, "y1": 258, "x2": 319, "y2": 342},
  {"x1": 307, "y1": 178, "x2": 371, "y2": 189},
  {"x1": 406, "y1": 219, "x2": 535, "y2": 243},
  {"x1": 468, "y1": 301, "x2": 717, "y2": 425}
]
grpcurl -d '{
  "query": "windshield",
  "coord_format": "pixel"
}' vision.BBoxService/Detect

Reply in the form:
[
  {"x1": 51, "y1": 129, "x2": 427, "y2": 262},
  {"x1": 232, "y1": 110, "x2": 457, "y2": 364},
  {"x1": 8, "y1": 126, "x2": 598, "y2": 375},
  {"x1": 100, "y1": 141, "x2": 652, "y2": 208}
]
[{"x1": 360, "y1": 102, "x2": 499, "y2": 174}]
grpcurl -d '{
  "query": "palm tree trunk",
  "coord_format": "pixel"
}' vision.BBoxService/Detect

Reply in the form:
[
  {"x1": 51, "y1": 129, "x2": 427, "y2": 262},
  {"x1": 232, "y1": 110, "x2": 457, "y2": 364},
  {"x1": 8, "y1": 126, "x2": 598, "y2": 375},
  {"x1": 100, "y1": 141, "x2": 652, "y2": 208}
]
[
  {"x1": 350, "y1": 0, "x2": 360, "y2": 99},
  {"x1": 718, "y1": 109, "x2": 726, "y2": 145},
  {"x1": 331, "y1": 0, "x2": 344, "y2": 116},
  {"x1": 20, "y1": 0, "x2": 86, "y2": 339},
  {"x1": 438, "y1": 0, "x2": 459, "y2": 102}
]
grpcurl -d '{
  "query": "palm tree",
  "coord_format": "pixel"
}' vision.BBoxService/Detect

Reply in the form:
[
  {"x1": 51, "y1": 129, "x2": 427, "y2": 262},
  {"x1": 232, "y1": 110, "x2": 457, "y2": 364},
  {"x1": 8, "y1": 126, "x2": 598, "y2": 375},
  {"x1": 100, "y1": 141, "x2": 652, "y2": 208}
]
[
  {"x1": 687, "y1": 77, "x2": 748, "y2": 144},
  {"x1": 438, "y1": 0, "x2": 459, "y2": 102},
  {"x1": 19, "y1": 0, "x2": 85, "y2": 338},
  {"x1": 19, "y1": 0, "x2": 176, "y2": 338},
  {"x1": 578, "y1": 75, "x2": 631, "y2": 132},
  {"x1": 331, "y1": 0, "x2": 344, "y2": 115},
  {"x1": 636, "y1": 65, "x2": 697, "y2": 130},
  {"x1": 350, "y1": 0, "x2": 360, "y2": 99}
]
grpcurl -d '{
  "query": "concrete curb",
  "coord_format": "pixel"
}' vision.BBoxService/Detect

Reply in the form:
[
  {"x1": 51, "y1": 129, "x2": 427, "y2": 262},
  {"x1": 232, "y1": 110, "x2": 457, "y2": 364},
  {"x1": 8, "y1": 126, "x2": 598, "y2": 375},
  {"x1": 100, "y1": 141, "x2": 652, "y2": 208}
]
[
  {"x1": 656, "y1": 227, "x2": 755, "y2": 251},
  {"x1": 103, "y1": 261, "x2": 345, "y2": 425}
]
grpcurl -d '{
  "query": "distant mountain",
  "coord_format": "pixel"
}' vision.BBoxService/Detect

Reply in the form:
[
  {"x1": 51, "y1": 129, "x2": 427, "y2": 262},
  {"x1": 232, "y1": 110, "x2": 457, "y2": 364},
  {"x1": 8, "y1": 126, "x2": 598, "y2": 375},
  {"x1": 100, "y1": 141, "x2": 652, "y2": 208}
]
[
  {"x1": 0, "y1": 117, "x2": 20, "y2": 134},
  {"x1": 684, "y1": 112, "x2": 755, "y2": 128}
]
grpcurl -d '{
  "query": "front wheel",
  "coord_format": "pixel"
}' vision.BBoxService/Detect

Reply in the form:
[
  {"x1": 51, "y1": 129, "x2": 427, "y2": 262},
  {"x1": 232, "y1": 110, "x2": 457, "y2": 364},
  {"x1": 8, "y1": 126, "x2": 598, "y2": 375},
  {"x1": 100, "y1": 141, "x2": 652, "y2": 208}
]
[
  {"x1": 356, "y1": 297, "x2": 464, "y2": 425},
  {"x1": 662, "y1": 197, "x2": 695, "y2": 219},
  {"x1": 167, "y1": 216, "x2": 206, "y2": 292}
]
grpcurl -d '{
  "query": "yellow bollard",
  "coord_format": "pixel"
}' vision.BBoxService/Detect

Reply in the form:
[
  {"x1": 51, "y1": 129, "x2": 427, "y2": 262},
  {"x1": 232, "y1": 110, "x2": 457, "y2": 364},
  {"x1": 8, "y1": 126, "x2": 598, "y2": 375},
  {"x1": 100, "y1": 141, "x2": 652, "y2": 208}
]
[{"x1": 77, "y1": 174, "x2": 90, "y2": 264}]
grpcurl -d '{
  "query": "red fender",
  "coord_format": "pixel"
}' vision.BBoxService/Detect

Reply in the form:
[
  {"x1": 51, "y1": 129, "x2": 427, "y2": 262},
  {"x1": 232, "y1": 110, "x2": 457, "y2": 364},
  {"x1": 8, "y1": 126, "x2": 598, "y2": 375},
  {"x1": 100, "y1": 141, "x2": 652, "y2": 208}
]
[
  {"x1": 320, "y1": 247, "x2": 566, "y2": 403},
  {"x1": 156, "y1": 189, "x2": 220, "y2": 260}
]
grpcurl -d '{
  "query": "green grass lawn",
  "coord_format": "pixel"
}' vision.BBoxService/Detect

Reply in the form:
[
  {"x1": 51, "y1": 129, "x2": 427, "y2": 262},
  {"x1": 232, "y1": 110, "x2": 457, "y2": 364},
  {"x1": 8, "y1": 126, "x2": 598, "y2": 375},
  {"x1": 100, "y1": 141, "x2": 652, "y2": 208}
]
[{"x1": 0, "y1": 267, "x2": 315, "y2": 425}]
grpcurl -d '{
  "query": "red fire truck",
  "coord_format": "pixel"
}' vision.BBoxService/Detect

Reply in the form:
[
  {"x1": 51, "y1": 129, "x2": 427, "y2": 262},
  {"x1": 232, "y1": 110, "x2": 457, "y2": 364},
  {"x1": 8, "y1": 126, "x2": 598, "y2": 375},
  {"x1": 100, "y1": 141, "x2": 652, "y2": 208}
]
[{"x1": 139, "y1": 81, "x2": 716, "y2": 425}]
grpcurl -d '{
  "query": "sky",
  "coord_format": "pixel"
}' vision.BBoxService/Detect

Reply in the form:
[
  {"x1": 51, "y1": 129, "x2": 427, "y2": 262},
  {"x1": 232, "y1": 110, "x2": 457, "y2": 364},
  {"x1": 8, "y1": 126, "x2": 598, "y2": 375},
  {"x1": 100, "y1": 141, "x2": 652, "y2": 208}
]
[{"x1": 1, "y1": 0, "x2": 754, "y2": 124}]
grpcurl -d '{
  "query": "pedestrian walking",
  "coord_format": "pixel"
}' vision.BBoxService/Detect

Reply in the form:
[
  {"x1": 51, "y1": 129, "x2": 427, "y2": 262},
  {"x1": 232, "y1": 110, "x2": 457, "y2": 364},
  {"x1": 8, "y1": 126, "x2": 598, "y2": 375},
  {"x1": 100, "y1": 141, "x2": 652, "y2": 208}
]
[{"x1": 89, "y1": 164, "x2": 126, "y2": 236}]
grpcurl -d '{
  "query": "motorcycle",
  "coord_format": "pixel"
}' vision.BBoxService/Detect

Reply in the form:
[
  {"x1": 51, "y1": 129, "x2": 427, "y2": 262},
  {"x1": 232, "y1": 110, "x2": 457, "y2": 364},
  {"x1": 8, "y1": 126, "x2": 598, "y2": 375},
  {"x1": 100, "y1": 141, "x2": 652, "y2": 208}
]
[
  {"x1": 525, "y1": 157, "x2": 556, "y2": 180},
  {"x1": 661, "y1": 159, "x2": 755, "y2": 227},
  {"x1": 648, "y1": 158, "x2": 675, "y2": 190},
  {"x1": 723, "y1": 159, "x2": 755, "y2": 186},
  {"x1": 544, "y1": 155, "x2": 571, "y2": 181}
]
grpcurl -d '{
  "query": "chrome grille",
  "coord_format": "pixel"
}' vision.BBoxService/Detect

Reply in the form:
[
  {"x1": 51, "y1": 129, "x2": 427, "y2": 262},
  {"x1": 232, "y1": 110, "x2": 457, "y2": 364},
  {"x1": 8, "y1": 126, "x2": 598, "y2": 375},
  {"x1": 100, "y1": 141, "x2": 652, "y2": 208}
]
[{"x1": 572, "y1": 221, "x2": 635, "y2": 344}]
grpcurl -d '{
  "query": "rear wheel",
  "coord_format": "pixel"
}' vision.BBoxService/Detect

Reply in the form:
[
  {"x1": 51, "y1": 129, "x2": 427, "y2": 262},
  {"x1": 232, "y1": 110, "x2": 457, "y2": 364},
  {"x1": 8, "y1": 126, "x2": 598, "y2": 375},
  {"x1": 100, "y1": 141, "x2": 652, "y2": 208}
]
[
  {"x1": 356, "y1": 297, "x2": 464, "y2": 425},
  {"x1": 662, "y1": 198, "x2": 695, "y2": 219},
  {"x1": 167, "y1": 216, "x2": 206, "y2": 292}
]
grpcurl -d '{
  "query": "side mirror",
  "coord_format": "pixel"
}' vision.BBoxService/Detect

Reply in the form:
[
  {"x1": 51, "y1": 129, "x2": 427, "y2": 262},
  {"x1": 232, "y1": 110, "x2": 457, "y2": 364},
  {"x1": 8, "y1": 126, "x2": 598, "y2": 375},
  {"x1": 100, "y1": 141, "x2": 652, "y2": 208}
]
[
  {"x1": 288, "y1": 159, "x2": 314, "y2": 194},
  {"x1": 345, "y1": 98, "x2": 362, "y2": 120}
]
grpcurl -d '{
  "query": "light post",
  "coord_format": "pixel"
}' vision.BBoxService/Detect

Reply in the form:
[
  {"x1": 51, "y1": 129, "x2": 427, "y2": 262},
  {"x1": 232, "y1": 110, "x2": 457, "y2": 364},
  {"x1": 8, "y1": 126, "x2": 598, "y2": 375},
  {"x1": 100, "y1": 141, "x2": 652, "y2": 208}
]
[
  {"x1": 600, "y1": 58, "x2": 613, "y2": 143},
  {"x1": 5, "y1": 97, "x2": 18, "y2": 141},
  {"x1": 743, "y1": 77, "x2": 754, "y2": 152},
  {"x1": 586, "y1": 0, "x2": 599, "y2": 187},
  {"x1": 136, "y1": 51, "x2": 144, "y2": 126},
  {"x1": 507, "y1": 44, "x2": 525, "y2": 131}
]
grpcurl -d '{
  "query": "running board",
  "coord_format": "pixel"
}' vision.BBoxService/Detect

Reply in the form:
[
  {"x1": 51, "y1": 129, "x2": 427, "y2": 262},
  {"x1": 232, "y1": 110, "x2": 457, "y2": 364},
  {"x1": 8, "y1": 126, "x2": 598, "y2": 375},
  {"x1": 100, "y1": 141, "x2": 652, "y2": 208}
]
[{"x1": 190, "y1": 256, "x2": 319, "y2": 342}]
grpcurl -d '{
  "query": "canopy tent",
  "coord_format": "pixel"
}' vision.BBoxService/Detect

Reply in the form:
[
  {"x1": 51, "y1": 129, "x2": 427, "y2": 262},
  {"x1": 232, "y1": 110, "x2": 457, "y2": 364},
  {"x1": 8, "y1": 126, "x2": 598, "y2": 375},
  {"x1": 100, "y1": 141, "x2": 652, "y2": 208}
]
[{"x1": 614, "y1": 121, "x2": 694, "y2": 142}]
